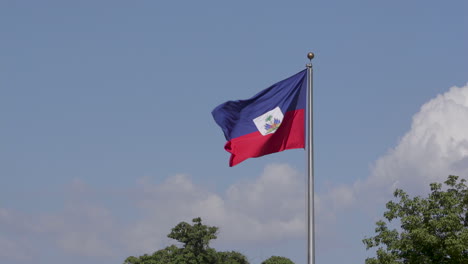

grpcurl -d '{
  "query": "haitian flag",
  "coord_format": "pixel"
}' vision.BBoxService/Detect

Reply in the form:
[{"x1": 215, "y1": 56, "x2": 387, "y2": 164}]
[{"x1": 212, "y1": 69, "x2": 307, "y2": 166}]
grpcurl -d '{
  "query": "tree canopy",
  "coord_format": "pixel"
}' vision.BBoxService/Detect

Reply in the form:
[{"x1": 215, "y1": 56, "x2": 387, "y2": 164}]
[
  {"x1": 123, "y1": 217, "x2": 250, "y2": 264},
  {"x1": 363, "y1": 175, "x2": 468, "y2": 264},
  {"x1": 261, "y1": 256, "x2": 295, "y2": 264}
]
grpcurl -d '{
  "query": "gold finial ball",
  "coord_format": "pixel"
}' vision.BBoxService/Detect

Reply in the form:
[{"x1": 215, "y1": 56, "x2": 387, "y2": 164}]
[{"x1": 307, "y1": 52, "x2": 315, "y2": 60}]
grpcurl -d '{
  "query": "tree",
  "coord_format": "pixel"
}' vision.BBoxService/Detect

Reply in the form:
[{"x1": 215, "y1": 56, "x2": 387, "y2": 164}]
[
  {"x1": 363, "y1": 175, "x2": 468, "y2": 264},
  {"x1": 123, "y1": 217, "x2": 249, "y2": 264},
  {"x1": 124, "y1": 245, "x2": 180, "y2": 264},
  {"x1": 261, "y1": 256, "x2": 295, "y2": 264},
  {"x1": 217, "y1": 251, "x2": 249, "y2": 264},
  {"x1": 167, "y1": 217, "x2": 219, "y2": 264}
]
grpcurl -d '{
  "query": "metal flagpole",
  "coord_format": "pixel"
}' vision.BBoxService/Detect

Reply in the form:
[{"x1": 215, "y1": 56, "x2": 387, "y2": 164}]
[{"x1": 306, "y1": 52, "x2": 315, "y2": 264}]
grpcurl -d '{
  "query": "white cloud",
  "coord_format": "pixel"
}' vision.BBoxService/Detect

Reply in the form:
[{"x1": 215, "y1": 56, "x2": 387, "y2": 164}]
[
  {"x1": 318, "y1": 83, "x2": 468, "y2": 213},
  {"x1": 0, "y1": 184, "x2": 118, "y2": 260},
  {"x1": 58, "y1": 231, "x2": 115, "y2": 257},
  {"x1": 0, "y1": 237, "x2": 32, "y2": 261},
  {"x1": 125, "y1": 164, "x2": 307, "y2": 253},
  {"x1": 0, "y1": 164, "x2": 308, "y2": 262},
  {"x1": 370, "y1": 83, "x2": 468, "y2": 193},
  {"x1": 0, "y1": 208, "x2": 35, "y2": 261}
]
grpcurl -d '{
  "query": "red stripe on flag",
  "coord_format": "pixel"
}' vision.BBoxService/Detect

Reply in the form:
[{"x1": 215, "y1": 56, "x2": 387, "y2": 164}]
[{"x1": 224, "y1": 109, "x2": 305, "y2": 166}]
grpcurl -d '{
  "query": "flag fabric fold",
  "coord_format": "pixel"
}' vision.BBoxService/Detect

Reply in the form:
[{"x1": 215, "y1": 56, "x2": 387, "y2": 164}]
[{"x1": 212, "y1": 70, "x2": 307, "y2": 166}]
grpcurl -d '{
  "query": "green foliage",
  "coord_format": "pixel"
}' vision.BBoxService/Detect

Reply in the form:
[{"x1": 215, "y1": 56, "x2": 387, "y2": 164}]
[
  {"x1": 124, "y1": 245, "x2": 180, "y2": 264},
  {"x1": 217, "y1": 251, "x2": 250, "y2": 264},
  {"x1": 363, "y1": 175, "x2": 468, "y2": 264},
  {"x1": 167, "y1": 217, "x2": 219, "y2": 263},
  {"x1": 123, "y1": 217, "x2": 249, "y2": 264},
  {"x1": 261, "y1": 256, "x2": 295, "y2": 264}
]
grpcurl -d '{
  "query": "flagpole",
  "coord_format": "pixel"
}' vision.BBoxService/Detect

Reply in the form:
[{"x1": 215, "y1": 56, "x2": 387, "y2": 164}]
[{"x1": 306, "y1": 52, "x2": 315, "y2": 264}]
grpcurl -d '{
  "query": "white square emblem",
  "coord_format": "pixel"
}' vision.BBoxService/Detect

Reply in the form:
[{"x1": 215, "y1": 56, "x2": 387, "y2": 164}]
[{"x1": 253, "y1": 106, "x2": 284, "y2": 136}]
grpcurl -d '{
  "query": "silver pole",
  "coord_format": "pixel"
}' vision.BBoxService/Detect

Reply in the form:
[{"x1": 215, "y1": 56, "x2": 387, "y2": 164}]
[{"x1": 306, "y1": 52, "x2": 315, "y2": 264}]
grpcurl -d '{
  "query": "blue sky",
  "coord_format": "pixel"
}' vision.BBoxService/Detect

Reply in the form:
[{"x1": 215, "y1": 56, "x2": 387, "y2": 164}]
[{"x1": 1, "y1": 1, "x2": 467, "y2": 264}]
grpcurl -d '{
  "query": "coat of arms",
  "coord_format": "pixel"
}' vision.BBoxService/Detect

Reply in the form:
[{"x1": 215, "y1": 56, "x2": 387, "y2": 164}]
[
  {"x1": 264, "y1": 115, "x2": 282, "y2": 134},
  {"x1": 253, "y1": 106, "x2": 284, "y2": 136}
]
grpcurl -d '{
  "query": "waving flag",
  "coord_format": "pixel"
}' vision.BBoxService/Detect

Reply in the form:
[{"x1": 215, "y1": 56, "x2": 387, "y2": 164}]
[{"x1": 212, "y1": 70, "x2": 307, "y2": 166}]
